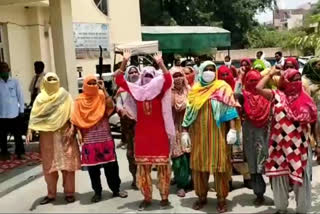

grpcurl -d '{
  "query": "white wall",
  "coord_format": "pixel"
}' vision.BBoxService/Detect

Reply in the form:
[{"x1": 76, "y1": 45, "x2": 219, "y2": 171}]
[
  {"x1": 71, "y1": 0, "x2": 112, "y2": 77},
  {"x1": 288, "y1": 14, "x2": 304, "y2": 29},
  {"x1": 0, "y1": 6, "x2": 33, "y2": 103},
  {"x1": 0, "y1": 5, "x2": 54, "y2": 103},
  {"x1": 71, "y1": 0, "x2": 142, "y2": 77},
  {"x1": 6, "y1": 23, "x2": 34, "y2": 101},
  {"x1": 215, "y1": 47, "x2": 301, "y2": 61},
  {"x1": 0, "y1": 0, "x2": 142, "y2": 101}
]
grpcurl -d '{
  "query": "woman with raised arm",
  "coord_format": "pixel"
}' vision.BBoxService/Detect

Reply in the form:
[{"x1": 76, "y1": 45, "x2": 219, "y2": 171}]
[
  {"x1": 115, "y1": 64, "x2": 140, "y2": 189},
  {"x1": 115, "y1": 51, "x2": 175, "y2": 211},
  {"x1": 182, "y1": 66, "x2": 196, "y2": 87},
  {"x1": 71, "y1": 75, "x2": 128, "y2": 203},
  {"x1": 256, "y1": 67, "x2": 317, "y2": 214},
  {"x1": 241, "y1": 70, "x2": 271, "y2": 206},
  {"x1": 26, "y1": 72, "x2": 81, "y2": 205}
]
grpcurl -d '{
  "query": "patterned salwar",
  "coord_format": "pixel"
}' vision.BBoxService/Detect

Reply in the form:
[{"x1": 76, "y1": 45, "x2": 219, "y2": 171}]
[
  {"x1": 136, "y1": 165, "x2": 171, "y2": 202},
  {"x1": 188, "y1": 100, "x2": 232, "y2": 202},
  {"x1": 115, "y1": 71, "x2": 173, "y2": 202},
  {"x1": 171, "y1": 100, "x2": 191, "y2": 191}
]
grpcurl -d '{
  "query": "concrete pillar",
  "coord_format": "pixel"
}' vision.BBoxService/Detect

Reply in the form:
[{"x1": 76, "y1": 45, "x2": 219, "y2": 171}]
[{"x1": 49, "y1": 0, "x2": 78, "y2": 96}]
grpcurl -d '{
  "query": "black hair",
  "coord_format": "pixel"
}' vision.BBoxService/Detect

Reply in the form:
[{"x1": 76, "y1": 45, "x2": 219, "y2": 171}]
[
  {"x1": 275, "y1": 51, "x2": 282, "y2": 57},
  {"x1": 257, "y1": 51, "x2": 263, "y2": 55},
  {"x1": 34, "y1": 61, "x2": 45, "y2": 70},
  {"x1": 0, "y1": 62, "x2": 9, "y2": 71},
  {"x1": 225, "y1": 55, "x2": 231, "y2": 60}
]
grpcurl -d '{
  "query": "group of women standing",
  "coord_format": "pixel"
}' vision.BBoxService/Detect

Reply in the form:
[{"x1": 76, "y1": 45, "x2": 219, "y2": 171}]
[
  {"x1": 25, "y1": 52, "x2": 320, "y2": 213},
  {"x1": 26, "y1": 72, "x2": 128, "y2": 205}
]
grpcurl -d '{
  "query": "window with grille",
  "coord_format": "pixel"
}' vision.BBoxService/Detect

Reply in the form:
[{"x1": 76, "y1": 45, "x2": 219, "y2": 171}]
[{"x1": 94, "y1": 0, "x2": 108, "y2": 16}]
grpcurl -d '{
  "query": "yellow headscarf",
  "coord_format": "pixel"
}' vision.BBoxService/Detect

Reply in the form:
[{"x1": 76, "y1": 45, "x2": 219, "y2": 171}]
[
  {"x1": 29, "y1": 72, "x2": 73, "y2": 132},
  {"x1": 183, "y1": 61, "x2": 239, "y2": 127}
]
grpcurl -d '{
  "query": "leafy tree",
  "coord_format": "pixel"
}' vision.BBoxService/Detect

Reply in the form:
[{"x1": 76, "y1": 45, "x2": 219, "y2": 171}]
[
  {"x1": 140, "y1": 0, "x2": 275, "y2": 48},
  {"x1": 247, "y1": 26, "x2": 307, "y2": 49},
  {"x1": 290, "y1": 1, "x2": 320, "y2": 55}
]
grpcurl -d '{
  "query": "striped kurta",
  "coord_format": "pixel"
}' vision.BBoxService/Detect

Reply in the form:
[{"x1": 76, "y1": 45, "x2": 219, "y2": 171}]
[{"x1": 189, "y1": 100, "x2": 231, "y2": 174}]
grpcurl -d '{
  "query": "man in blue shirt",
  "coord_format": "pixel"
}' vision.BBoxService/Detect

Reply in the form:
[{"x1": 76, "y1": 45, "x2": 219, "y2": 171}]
[{"x1": 0, "y1": 62, "x2": 25, "y2": 160}]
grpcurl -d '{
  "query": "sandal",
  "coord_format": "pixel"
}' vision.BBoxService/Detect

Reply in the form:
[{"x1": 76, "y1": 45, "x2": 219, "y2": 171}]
[
  {"x1": 160, "y1": 199, "x2": 170, "y2": 209},
  {"x1": 177, "y1": 189, "x2": 186, "y2": 197},
  {"x1": 192, "y1": 199, "x2": 207, "y2": 210},
  {"x1": 138, "y1": 200, "x2": 151, "y2": 211},
  {"x1": 65, "y1": 196, "x2": 75, "y2": 203},
  {"x1": 217, "y1": 201, "x2": 228, "y2": 213},
  {"x1": 253, "y1": 196, "x2": 265, "y2": 206},
  {"x1": 91, "y1": 194, "x2": 102, "y2": 203},
  {"x1": 40, "y1": 196, "x2": 55, "y2": 205},
  {"x1": 113, "y1": 191, "x2": 128, "y2": 198}
]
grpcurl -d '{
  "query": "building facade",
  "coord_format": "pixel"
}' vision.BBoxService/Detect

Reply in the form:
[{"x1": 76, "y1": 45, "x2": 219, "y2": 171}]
[
  {"x1": 0, "y1": 0, "x2": 142, "y2": 102},
  {"x1": 273, "y1": 8, "x2": 309, "y2": 30}
]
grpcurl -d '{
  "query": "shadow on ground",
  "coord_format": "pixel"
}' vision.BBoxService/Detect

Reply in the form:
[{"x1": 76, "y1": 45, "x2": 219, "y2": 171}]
[
  {"x1": 29, "y1": 191, "x2": 118, "y2": 211},
  {"x1": 117, "y1": 199, "x2": 174, "y2": 212}
]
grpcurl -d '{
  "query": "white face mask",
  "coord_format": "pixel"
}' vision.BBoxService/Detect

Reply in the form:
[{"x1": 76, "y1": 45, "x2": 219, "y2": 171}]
[
  {"x1": 224, "y1": 61, "x2": 232, "y2": 67},
  {"x1": 202, "y1": 70, "x2": 216, "y2": 83}
]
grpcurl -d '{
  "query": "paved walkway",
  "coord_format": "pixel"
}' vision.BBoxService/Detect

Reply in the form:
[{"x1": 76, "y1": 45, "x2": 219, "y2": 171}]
[{"x1": 1, "y1": 140, "x2": 320, "y2": 213}]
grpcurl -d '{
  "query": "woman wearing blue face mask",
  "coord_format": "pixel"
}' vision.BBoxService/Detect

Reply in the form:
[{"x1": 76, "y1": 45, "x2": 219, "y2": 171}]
[{"x1": 181, "y1": 61, "x2": 240, "y2": 213}]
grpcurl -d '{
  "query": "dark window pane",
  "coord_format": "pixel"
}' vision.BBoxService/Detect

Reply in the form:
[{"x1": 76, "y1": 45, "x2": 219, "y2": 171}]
[
  {"x1": 0, "y1": 48, "x2": 4, "y2": 62},
  {"x1": 94, "y1": 0, "x2": 108, "y2": 16}
]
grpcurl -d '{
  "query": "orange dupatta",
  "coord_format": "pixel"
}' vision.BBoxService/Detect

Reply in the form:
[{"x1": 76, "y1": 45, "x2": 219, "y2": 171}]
[{"x1": 71, "y1": 75, "x2": 106, "y2": 129}]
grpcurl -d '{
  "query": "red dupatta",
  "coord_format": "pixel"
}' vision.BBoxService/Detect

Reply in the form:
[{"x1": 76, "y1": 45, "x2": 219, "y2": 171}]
[
  {"x1": 278, "y1": 69, "x2": 317, "y2": 124},
  {"x1": 243, "y1": 70, "x2": 271, "y2": 128},
  {"x1": 218, "y1": 65, "x2": 236, "y2": 90}
]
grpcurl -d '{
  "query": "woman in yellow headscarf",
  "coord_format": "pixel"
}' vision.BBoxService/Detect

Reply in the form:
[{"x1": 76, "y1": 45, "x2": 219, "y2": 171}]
[
  {"x1": 182, "y1": 61, "x2": 239, "y2": 213},
  {"x1": 26, "y1": 72, "x2": 81, "y2": 205}
]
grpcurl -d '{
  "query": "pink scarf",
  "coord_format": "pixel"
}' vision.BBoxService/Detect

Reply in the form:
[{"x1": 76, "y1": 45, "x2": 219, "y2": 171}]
[{"x1": 125, "y1": 66, "x2": 175, "y2": 141}]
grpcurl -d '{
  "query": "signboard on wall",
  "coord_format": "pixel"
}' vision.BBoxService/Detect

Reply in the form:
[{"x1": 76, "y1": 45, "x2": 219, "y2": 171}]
[{"x1": 73, "y1": 23, "x2": 110, "y2": 59}]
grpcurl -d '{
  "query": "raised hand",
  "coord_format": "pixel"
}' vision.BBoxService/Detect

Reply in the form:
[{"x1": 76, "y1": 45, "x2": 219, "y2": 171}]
[
  {"x1": 270, "y1": 66, "x2": 281, "y2": 76},
  {"x1": 153, "y1": 51, "x2": 163, "y2": 64},
  {"x1": 123, "y1": 49, "x2": 132, "y2": 61},
  {"x1": 97, "y1": 80, "x2": 105, "y2": 90}
]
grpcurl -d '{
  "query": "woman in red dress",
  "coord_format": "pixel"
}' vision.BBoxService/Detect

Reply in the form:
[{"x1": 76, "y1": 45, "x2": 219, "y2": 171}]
[{"x1": 115, "y1": 51, "x2": 175, "y2": 210}]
